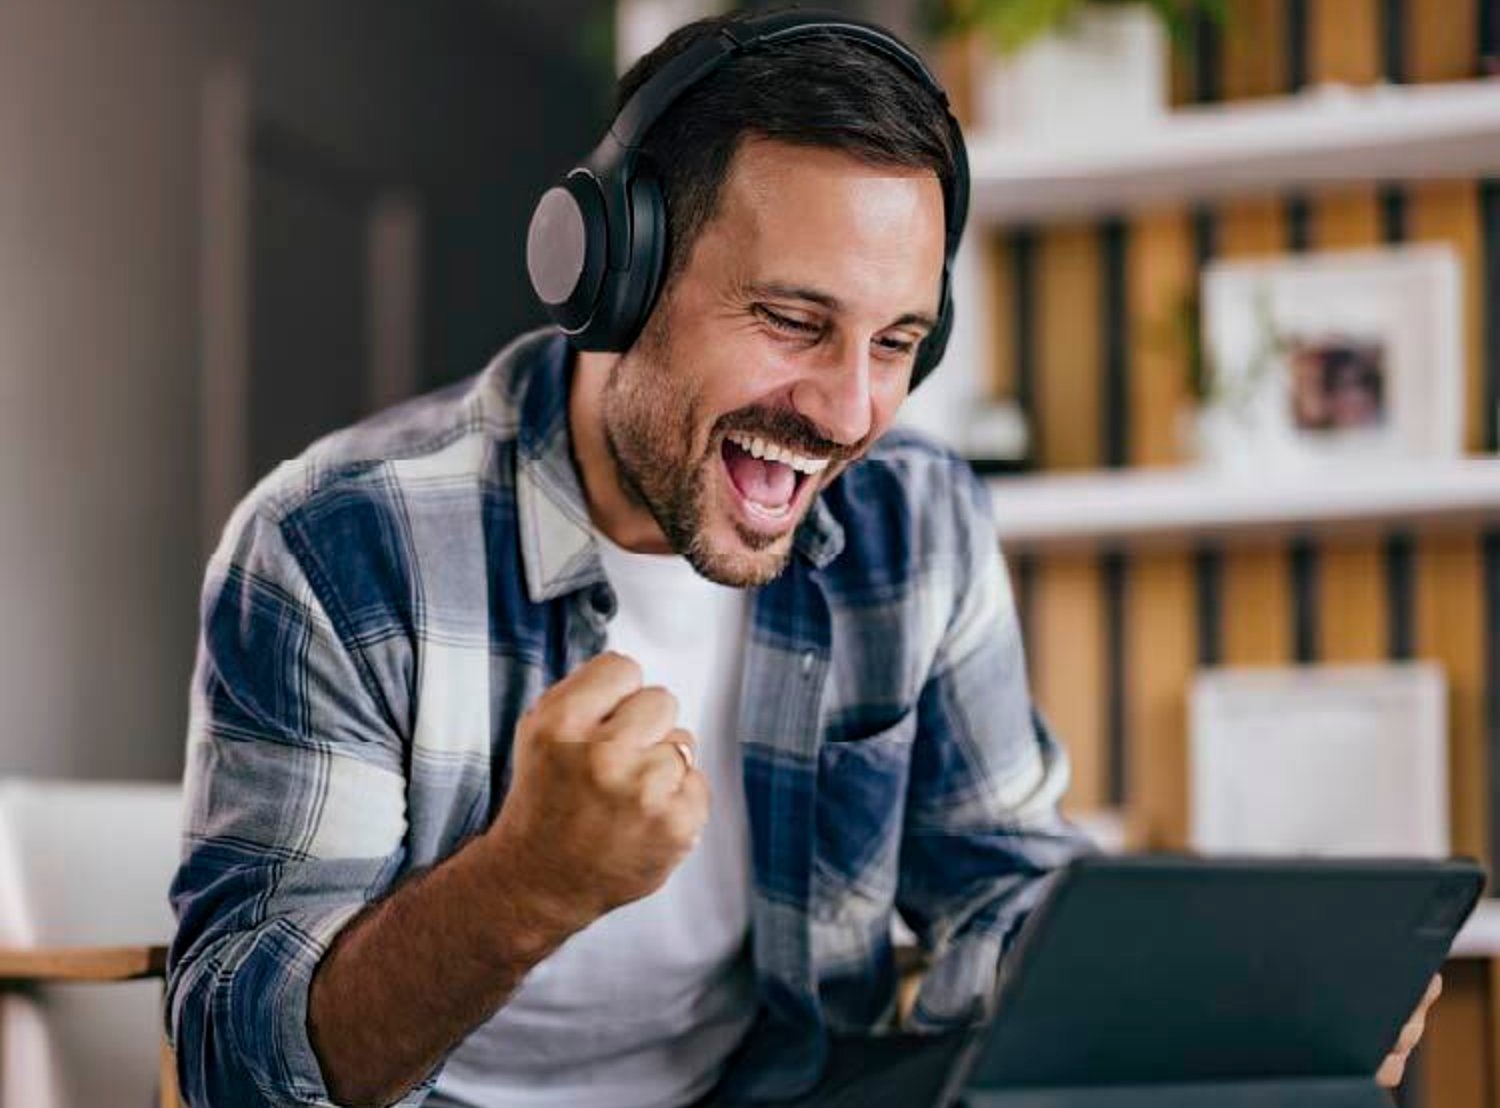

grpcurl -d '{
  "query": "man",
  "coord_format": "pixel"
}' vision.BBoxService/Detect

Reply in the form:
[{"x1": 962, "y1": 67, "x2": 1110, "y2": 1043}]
[{"x1": 166, "y1": 11, "x2": 1435, "y2": 1108}]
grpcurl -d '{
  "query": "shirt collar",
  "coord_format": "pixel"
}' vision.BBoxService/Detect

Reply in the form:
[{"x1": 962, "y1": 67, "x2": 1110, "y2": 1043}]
[{"x1": 510, "y1": 328, "x2": 846, "y2": 603}]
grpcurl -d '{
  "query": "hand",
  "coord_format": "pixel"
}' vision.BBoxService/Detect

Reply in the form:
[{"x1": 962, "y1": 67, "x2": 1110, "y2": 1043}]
[
  {"x1": 1376, "y1": 974, "x2": 1441, "y2": 1089},
  {"x1": 487, "y1": 651, "x2": 710, "y2": 931}
]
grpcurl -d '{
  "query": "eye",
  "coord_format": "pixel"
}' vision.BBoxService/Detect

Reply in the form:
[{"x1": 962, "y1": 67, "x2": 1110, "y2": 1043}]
[
  {"x1": 873, "y1": 334, "x2": 921, "y2": 361},
  {"x1": 757, "y1": 305, "x2": 821, "y2": 338}
]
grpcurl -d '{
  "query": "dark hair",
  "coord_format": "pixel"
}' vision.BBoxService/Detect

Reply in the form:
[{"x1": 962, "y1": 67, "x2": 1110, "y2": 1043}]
[{"x1": 616, "y1": 9, "x2": 957, "y2": 288}]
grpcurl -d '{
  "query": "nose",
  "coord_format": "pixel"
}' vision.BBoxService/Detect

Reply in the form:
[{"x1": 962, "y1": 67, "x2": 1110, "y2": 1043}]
[{"x1": 789, "y1": 331, "x2": 874, "y2": 447}]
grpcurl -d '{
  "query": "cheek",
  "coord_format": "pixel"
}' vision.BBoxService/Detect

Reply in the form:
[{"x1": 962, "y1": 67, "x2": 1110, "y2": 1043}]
[
  {"x1": 703, "y1": 358, "x2": 802, "y2": 425},
  {"x1": 869, "y1": 377, "x2": 911, "y2": 436}
]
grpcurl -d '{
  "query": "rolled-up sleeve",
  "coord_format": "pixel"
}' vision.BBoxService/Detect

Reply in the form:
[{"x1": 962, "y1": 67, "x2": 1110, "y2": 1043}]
[
  {"x1": 895, "y1": 462, "x2": 1095, "y2": 1031},
  {"x1": 166, "y1": 500, "x2": 422, "y2": 1106}
]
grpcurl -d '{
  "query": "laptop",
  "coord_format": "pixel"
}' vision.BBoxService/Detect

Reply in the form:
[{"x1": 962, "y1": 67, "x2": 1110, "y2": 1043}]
[{"x1": 937, "y1": 854, "x2": 1485, "y2": 1108}]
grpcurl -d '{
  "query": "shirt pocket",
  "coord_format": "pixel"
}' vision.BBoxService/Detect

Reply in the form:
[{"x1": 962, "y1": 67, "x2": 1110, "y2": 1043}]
[{"x1": 812, "y1": 710, "x2": 918, "y2": 913}]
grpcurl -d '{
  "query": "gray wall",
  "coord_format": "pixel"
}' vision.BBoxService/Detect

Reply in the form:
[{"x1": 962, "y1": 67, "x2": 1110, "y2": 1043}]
[
  {"x1": 250, "y1": 1, "x2": 603, "y2": 388},
  {"x1": 0, "y1": 0, "x2": 601, "y2": 782},
  {"x1": 0, "y1": 0, "x2": 240, "y2": 781}
]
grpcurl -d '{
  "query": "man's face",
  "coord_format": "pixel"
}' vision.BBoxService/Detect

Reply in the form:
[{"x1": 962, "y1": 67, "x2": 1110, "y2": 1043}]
[{"x1": 599, "y1": 138, "x2": 947, "y2": 587}]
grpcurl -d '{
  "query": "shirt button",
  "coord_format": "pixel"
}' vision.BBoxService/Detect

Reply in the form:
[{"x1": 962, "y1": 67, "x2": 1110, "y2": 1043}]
[
  {"x1": 588, "y1": 584, "x2": 614, "y2": 617},
  {"x1": 801, "y1": 651, "x2": 815, "y2": 676}
]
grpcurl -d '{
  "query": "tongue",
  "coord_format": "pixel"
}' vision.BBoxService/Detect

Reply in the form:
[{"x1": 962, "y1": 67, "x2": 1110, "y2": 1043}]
[{"x1": 725, "y1": 443, "x2": 797, "y2": 510}]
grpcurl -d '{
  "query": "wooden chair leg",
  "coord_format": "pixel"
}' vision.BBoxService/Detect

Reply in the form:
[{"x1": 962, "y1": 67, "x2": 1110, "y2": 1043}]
[
  {"x1": 159, "y1": 1031, "x2": 182, "y2": 1108},
  {"x1": 1488, "y1": 958, "x2": 1500, "y2": 1108},
  {"x1": 158, "y1": 979, "x2": 182, "y2": 1108}
]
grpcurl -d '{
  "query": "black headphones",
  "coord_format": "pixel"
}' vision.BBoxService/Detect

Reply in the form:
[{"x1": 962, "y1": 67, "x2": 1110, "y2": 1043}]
[{"x1": 524, "y1": 9, "x2": 970, "y2": 388}]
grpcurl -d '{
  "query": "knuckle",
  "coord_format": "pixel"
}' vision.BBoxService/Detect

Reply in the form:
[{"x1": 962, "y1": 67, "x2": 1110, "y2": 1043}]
[
  {"x1": 586, "y1": 742, "x2": 629, "y2": 789},
  {"x1": 514, "y1": 711, "x2": 540, "y2": 745},
  {"x1": 662, "y1": 809, "x2": 699, "y2": 848},
  {"x1": 603, "y1": 651, "x2": 644, "y2": 688},
  {"x1": 673, "y1": 789, "x2": 710, "y2": 837},
  {"x1": 529, "y1": 694, "x2": 577, "y2": 738},
  {"x1": 647, "y1": 686, "x2": 680, "y2": 719},
  {"x1": 637, "y1": 780, "x2": 672, "y2": 817},
  {"x1": 515, "y1": 717, "x2": 559, "y2": 762}
]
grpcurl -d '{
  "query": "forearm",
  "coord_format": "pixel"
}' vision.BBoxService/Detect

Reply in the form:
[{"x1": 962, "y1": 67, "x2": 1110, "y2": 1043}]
[{"x1": 307, "y1": 831, "x2": 581, "y2": 1107}]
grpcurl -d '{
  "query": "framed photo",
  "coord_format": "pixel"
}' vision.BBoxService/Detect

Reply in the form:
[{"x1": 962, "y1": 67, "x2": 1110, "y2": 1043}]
[
  {"x1": 1196, "y1": 245, "x2": 1463, "y2": 471},
  {"x1": 1190, "y1": 662, "x2": 1449, "y2": 859}
]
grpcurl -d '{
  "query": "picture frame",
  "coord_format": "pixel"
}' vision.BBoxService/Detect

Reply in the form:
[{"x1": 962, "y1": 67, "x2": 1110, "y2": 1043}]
[
  {"x1": 1190, "y1": 662, "x2": 1449, "y2": 859},
  {"x1": 1195, "y1": 244, "x2": 1463, "y2": 472}
]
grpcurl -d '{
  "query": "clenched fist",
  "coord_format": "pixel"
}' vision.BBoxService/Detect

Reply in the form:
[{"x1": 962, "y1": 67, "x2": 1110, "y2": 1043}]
[{"x1": 486, "y1": 652, "x2": 711, "y2": 933}]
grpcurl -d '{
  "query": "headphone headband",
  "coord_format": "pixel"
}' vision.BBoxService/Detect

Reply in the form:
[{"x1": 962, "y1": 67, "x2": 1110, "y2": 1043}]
[
  {"x1": 526, "y1": 9, "x2": 970, "y2": 387},
  {"x1": 610, "y1": 14, "x2": 956, "y2": 150}
]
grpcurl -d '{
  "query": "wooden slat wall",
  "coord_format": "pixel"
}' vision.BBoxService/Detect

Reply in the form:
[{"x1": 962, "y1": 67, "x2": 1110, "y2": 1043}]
[
  {"x1": 1404, "y1": 2, "x2": 1491, "y2": 876},
  {"x1": 1005, "y1": 0, "x2": 1494, "y2": 835},
  {"x1": 979, "y1": 0, "x2": 1497, "y2": 1098},
  {"x1": 1405, "y1": 0, "x2": 1479, "y2": 84},
  {"x1": 1029, "y1": 226, "x2": 1109, "y2": 814},
  {"x1": 1306, "y1": 0, "x2": 1386, "y2": 668},
  {"x1": 1221, "y1": 0, "x2": 1288, "y2": 100},
  {"x1": 1309, "y1": 0, "x2": 1381, "y2": 85},
  {"x1": 1421, "y1": 959, "x2": 1492, "y2": 1107},
  {"x1": 1216, "y1": 0, "x2": 1293, "y2": 667},
  {"x1": 1124, "y1": 211, "x2": 1195, "y2": 848}
]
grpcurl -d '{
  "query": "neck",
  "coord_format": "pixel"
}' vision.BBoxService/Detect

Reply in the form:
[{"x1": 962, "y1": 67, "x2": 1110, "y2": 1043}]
[{"x1": 568, "y1": 348, "x2": 673, "y2": 553}]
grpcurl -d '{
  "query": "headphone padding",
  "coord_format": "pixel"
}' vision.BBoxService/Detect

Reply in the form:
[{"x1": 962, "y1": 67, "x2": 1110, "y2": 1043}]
[
  {"x1": 573, "y1": 164, "x2": 667, "y2": 351},
  {"x1": 527, "y1": 171, "x2": 609, "y2": 336},
  {"x1": 912, "y1": 277, "x2": 953, "y2": 388}
]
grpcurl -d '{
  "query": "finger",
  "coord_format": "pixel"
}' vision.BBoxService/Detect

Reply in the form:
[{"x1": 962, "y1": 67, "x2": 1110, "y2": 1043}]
[
  {"x1": 1396, "y1": 1013, "x2": 1425, "y2": 1054},
  {"x1": 666, "y1": 769, "x2": 712, "y2": 845},
  {"x1": 1424, "y1": 974, "x2": 1443, "y2": 1007},
  {"x1": 535, "y1": 652, "x2": 643, "y2": 736},
  {"x1": 637, "y1": 740, "x2": 691, "y2": 808},
  {"x1": 599, "y1": 687, "x2": 681, "y2": 750},
  {"x1": 664, "y1": 727, "x2": 696, "y2": 770},
  {"x1": 1376, "y1": 1052, "x2": 1404, "y2": 1089}
]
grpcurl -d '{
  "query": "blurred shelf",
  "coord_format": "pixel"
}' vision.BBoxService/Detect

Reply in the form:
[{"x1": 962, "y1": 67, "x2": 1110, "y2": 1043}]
[
  {"x1": 987, "y1": 458, "x2": 1500, "y2": 551},
  {"x1": 965, "y1": 457, "x2": 1029, "y2": 477},
  {"x1": 1452, "y1": 900, "x2": 1500, "y2": 958},
  {"x1": 967, "y1": 78, "x2": 1500, "y2": 226}
]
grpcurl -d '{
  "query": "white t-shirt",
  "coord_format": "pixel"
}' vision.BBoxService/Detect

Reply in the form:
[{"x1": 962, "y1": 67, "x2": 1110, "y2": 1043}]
[{"x1": 433, "y1": 533, "x2": 757, "y2": 1108}]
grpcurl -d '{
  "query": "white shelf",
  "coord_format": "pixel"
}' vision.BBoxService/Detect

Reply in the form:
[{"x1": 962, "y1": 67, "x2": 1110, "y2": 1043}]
[
  {"x1": 987, "y1": 458, "x2": 1500, "y2": 551},
  {"x1": 1452, "y1": 900, "x2": 1500, "y2": 958},
  {"x1": 967, "y1": 78, "x2": 1500, "y2": 226}
]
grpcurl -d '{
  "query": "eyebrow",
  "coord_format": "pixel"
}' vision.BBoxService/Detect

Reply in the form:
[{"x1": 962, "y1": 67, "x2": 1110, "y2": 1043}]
[{"x1": 746, "y1": 281, "x2": 939, "y2": 333}]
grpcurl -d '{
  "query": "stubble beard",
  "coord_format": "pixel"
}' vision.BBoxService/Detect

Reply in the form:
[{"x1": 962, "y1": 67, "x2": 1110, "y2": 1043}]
[{"x1": 601, "y1": 329, "x2": 797, "y2": 589}]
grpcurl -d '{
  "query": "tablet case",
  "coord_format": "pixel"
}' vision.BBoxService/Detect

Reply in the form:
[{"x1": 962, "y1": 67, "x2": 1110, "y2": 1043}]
[{"x1": 945, "y1": 855, "x2": 1485, "y2": 1108}]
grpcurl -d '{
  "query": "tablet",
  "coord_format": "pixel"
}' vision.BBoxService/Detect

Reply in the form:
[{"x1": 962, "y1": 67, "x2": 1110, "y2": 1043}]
[{"x1": 949, "y1": 854, "x2": 1484, "y2": 1101}]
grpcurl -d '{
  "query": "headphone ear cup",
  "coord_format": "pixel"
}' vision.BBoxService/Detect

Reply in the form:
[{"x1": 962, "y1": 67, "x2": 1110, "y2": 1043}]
[
  {"x1": 526, "y1": 171, "x2": 608, "y2": 336},
  {"x1": 911, "y1": 277, "x2": 953, "y2": 389},
  {"x1": 580, "y1": 165, "x2": 668, "y2": 351}
]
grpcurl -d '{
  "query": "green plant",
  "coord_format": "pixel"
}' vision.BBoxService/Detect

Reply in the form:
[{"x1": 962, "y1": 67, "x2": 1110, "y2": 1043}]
[
  {"x1": 922, "y1": 0, "x2": 1227, "y2": 55},
  {"x1": 1148, "y1": 283, "x2": 1288, "y2": 419}
]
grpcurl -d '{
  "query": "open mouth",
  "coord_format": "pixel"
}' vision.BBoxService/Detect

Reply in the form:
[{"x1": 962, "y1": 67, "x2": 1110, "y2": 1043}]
[{"x1": 719, "y1": 431, "x2": 831, "y2": 529}]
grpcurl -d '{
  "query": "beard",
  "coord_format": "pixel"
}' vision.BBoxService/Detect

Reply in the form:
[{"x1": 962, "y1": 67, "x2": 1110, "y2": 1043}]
[{"x1": 599, "y1": 316, "x2": 857, "y2": 589}]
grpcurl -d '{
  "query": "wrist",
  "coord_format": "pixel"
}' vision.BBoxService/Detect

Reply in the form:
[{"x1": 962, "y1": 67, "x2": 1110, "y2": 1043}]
[{"x1": 464, "y1": 821, "x2": 591, "y2": 962}]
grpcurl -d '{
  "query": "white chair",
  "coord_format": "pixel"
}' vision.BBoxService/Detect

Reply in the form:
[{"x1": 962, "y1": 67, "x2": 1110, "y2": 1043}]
[{"x1": 0, "y1": 780, "x2": 183, "y2": 1108}]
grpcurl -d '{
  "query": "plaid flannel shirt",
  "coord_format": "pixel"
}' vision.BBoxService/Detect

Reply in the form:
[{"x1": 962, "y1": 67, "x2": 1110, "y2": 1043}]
[{"x1": 166, "y1": 328, "x2": 1089, "y2": 1107}]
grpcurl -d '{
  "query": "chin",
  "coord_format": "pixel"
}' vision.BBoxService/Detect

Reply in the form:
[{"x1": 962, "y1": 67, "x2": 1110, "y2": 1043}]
[{"x1": 683, "y1": 518, "x2": 798, "y2": 589}]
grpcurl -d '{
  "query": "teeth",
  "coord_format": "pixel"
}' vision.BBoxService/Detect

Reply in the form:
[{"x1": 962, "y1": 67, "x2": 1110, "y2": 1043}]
[{"x1": 726, "y1": 432, "x2": 831, "y2": 476}]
